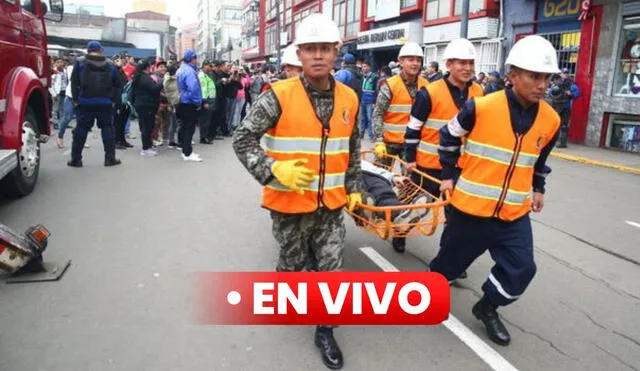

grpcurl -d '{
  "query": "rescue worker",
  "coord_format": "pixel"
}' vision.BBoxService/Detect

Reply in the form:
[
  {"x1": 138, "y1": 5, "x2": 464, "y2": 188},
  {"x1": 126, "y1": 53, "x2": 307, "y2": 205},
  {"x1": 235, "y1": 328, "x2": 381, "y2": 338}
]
[
  {"x1": 405, "y1": 38, "x2": 484, "y2": 199},
  {"x1": 68, "y1": 41, "x2": 122, "y2": 168},
  {"x1": 372, "y1": 42, "x2": 429, "y2": 167},
  {"x1": 281, "y1": 44, "x2": 303, "y2": 78},
  {"x1": 372, "y1": 42, "x2": 428, "y2": 253},
  {"x1": 232, "y1": 13, "x2": 362, "y2": 370},
  {"x1": 430, "y1": 35, "x2": 562, "y2": 346}
]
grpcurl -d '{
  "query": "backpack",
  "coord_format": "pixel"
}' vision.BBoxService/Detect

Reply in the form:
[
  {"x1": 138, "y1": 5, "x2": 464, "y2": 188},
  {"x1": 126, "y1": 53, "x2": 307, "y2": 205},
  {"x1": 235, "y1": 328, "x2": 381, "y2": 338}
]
[
  {"x1": 345, "y1": 68, "x2": 363, "y2": 100},
  {"x1": 80, "y1": 58, "x2": 113, "y2": 99}
]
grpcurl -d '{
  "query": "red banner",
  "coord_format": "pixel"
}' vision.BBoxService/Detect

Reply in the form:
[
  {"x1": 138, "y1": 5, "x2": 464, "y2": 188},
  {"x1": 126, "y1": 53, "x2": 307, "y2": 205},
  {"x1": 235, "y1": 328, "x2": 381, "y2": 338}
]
[
  {"x1": 194, "y1": 272, "x2": 450, "y2": 326},
  {"x1": 578, "y1": 0, "x2": 591, "y2": 21}
]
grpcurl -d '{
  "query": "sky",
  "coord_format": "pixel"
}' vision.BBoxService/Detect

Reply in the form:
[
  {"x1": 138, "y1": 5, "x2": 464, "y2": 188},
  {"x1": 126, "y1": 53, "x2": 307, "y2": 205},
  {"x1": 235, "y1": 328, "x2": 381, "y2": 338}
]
[{"x1": 76, "y1": 0, "x2": 198, "y2": 26}]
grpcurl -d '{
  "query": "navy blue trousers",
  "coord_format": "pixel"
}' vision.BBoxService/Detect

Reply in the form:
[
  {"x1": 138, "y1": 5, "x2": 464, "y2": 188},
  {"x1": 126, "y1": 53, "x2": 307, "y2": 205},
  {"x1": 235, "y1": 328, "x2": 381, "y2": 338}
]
[
  {"x1": 430, "y1": 207, "x2": 536, "y2": 306},
  {"x1": 71, "y1": 105, "x2": 116, "y2": 162}
]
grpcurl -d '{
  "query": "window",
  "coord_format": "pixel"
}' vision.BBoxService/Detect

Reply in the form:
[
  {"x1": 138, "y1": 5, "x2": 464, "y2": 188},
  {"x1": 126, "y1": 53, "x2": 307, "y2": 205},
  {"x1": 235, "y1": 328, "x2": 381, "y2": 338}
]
[
  {"x1": 265, "y1": 24, "x2": 276, "y2": 54},
  {"x1": 614, "y1": 15, "x2": 640, "y2": 97},
  {"x1": 285, "y1": 0, "x2": 293, "y2": 42},
  {"x1": 454, "y1": 0, "x2": 483, "y2": 15},
  {"x1": 333, "y1": 0, "x2": 346, "y2": 37},
  {"x1": 401, "y1": 0, "x2": 417, "y2": 9},
  {"x1": 346, "y1": 0, "x2": 360, "y2": 38},
  {"x1": 366, "y1": 0, "x2": 376, "y2": 18},
  {"x1": 605, "y1": 114, "x2": 640, "y2": 153},
  {"x1": 20, "y1": 0, "x2": 34, "y2": 13},
  {"x1": 426, "y1": 0, "x2": 450, "y2": 21}
]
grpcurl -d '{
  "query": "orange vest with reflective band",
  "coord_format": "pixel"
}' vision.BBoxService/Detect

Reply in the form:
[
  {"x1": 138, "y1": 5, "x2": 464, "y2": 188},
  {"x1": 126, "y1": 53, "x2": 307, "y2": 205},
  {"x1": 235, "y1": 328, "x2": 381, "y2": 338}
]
[
  {"x1": 416, "y1": 79, "x2": 483, "y2": 170},
  {"x1": 383, "y1": 75, "x2": 429, "y2": 144},
  {"x1": 262, "y1": 77, "x2": 358, "y2": 214},
  {"x1": 451, "y1": 91, "x2": 560, "y2": 222}
]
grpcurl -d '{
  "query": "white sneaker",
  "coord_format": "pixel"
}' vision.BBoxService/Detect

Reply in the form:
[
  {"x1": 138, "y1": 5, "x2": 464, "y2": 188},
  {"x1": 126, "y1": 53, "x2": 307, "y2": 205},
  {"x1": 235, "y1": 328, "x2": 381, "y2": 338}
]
[
  {"x1": 140, "y1": 149, "x2": 158, "y2": 157},
  {"x1": 153, "y1": 140, "x2": 163, "y2": 147},
  {"x1": 182, "y1": 153, "x2": 203, "y2": 162}
]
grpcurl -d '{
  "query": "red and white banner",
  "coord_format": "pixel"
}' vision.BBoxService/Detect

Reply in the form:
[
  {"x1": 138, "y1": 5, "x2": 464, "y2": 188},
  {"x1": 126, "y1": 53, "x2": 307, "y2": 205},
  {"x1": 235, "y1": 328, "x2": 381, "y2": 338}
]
[{"x1": 194, "y1": 272, "x2": 450, "y2": 325}]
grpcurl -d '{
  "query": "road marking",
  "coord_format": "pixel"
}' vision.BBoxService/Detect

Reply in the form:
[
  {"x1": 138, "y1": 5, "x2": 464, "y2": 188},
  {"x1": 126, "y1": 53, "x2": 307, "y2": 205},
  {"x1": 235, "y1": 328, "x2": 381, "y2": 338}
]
[
  {"x1": 359, "y1": 246, "x2": 518, "y2": 371},
  {"x1": 625, "y1": 220, "x2": 640, "y2": 229}
]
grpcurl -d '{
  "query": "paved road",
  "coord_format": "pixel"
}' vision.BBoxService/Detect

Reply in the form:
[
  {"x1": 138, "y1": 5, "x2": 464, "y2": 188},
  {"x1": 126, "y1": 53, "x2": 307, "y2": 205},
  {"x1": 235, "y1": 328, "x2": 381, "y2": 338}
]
[{"x1": 0, "y1": 132, "x2": 638, "y2": 371}]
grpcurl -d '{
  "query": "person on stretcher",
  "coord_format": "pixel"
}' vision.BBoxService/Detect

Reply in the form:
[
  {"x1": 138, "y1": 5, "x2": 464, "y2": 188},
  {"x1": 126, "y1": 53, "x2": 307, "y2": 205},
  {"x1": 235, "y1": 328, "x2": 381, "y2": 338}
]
[{"x1": 359, "y1": 160, "x2": 429, "y2": 230}]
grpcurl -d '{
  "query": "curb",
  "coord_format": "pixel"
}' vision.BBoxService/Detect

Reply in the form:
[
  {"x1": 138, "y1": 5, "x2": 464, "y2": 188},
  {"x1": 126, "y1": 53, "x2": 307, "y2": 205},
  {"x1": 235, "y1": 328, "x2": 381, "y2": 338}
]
[{"x1": 550, "y1": 152, "x2": 640, "y2": 175}]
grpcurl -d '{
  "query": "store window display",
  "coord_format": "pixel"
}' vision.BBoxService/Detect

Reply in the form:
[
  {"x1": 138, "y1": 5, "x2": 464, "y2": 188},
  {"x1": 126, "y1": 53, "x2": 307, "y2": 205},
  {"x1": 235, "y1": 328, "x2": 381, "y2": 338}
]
[
  {"x1": 615, "y1": 16, "x2": 640, "y2": 96},
  {"x1": 606, "y1": 115, "x2": 640, "y2": 153}
]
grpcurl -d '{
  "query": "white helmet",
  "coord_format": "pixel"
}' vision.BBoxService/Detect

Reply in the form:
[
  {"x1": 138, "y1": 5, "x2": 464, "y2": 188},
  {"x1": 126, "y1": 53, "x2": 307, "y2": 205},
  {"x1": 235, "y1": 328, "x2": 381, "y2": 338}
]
[
  {"x1": 282, "y1": 44, "x2": 302, "y2": 67},
  {"x1": 398, "y1": 42, "x2": 423, "y2": 58},
  {"x1": 505, "y1": 35, "x2": 560, "y2": 74},
  {"x1": 294, "y1": 13, "x2": 341, "y2": 47},
  {"x1": 443, "y1": 38, "x2": 476, "y2": 60}
]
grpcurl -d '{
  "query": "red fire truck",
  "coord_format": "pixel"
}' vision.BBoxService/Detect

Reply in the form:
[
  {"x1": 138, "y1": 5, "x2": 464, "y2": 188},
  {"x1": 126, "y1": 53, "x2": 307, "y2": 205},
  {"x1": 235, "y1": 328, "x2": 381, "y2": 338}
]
[{"x1": 0, "y1": 0, "x2": 63, "y2": 197}]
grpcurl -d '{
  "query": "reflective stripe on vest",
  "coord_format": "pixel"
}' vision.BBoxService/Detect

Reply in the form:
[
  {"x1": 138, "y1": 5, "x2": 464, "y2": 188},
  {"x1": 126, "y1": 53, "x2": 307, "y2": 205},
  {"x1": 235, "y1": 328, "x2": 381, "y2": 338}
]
[
  {"x1": 263, "y1": 77, "x2": 359, "y2": 214},
  {"x1": 451, "y1": 91, "x2": 561, "y2": 221},
  {"x1": 464, "y1": 139, "x2": 538, "y2": 168},
  {"x1": 265, "y1": 135, "x2": 350, "y2": 155},
  {"x1": 382, "y1": 75, "x2": 429, "y2": 144},
  {"x1": 416, "y1": 79, "x2": 484, "y2": 170},
  {"x1": 455, "y1": 176, "x2": 529, "y2": 205}
]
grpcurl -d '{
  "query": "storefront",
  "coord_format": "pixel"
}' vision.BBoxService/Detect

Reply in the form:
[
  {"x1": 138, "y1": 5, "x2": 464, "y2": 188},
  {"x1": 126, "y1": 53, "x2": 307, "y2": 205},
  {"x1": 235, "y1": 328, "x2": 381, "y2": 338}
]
[
  {"x1": 586, "y1": 1, "x2": 640, "y2": 153},
  {"x1": 356, "y1": 20, "x2": 423, "y2": 71}
]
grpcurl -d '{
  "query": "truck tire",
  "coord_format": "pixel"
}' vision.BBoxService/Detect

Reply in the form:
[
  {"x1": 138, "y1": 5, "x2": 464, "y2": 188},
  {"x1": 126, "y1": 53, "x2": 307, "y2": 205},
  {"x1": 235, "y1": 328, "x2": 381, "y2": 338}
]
[{"x1": 1, "y1": 107, "x2": 41, "y2": 197}]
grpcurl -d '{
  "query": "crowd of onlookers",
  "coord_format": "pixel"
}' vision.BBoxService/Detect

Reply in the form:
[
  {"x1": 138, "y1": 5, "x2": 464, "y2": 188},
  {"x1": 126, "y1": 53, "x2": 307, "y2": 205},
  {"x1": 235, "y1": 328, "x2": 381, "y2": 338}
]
[{"x1": 48, "y1": 42, "x2": 580, "y2": 166}]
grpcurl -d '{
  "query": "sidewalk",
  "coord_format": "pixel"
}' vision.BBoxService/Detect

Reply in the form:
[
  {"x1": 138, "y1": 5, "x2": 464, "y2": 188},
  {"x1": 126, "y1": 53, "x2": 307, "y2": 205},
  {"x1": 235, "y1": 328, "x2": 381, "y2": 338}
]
[{"x1": 551, "y1": 145, "x2": 640, "y2": 175}]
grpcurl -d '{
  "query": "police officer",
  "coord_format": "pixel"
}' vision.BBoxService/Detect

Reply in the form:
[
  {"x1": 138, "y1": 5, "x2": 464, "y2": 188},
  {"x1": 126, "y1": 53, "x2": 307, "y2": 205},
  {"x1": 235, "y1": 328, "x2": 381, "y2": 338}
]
[
  {"x1": 402, "y1": 38, "x2": 484, "y2": 255},
  {"x1": 372, "y1": 42, "x2": 429, "y2": 166},
  {"x1": 232, "y1": 14, "x2": 362, "y2": 370},
  {"x1": 431, "y1": 35, "x2": 562, "y2": 346},
  {"x1": 68, "y1": 41, "x2": 121, "y2": 168}
]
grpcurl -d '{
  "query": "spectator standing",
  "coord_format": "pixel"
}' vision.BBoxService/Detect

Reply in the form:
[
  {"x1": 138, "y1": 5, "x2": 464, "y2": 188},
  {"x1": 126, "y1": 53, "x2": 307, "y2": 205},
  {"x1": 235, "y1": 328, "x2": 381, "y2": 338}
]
[
  {"x1": 198, "y1": 60, "x2": 216, "y2": 145},
  {"x1": 426, "y1": 61, "x2": 443, "y2": 82},
  {"x1": 164, "y1": 64, "x2": 181, "y2": 148},
  {"x1": 176, "y1": 50, "x2": 204, "y2": 162},
  {"x1": 132, "y1": 60, "x2": 163, "y2": 157},
  {"x1": 360, "y1": 60, "x2": 378, "y2": 141},
  {"x1": 68, "y1": 41, "x2": 121, "y2": 168}
]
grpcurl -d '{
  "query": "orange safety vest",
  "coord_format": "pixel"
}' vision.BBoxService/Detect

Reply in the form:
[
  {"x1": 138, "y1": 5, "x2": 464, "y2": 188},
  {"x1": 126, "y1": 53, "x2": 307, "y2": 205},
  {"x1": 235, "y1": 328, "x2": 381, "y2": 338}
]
[
  {"x1": 383, "y1": 75, "x2": 429, "y2": 144},
  {"x1": 416, "y1": 79, "x2": 484, "y2": 170},
  {"x1": 451, "y1": 91, "x2": 560, "y2": 222},
  {"x1": 262, "y1": 77, "x2": 359, "y2": 214}
]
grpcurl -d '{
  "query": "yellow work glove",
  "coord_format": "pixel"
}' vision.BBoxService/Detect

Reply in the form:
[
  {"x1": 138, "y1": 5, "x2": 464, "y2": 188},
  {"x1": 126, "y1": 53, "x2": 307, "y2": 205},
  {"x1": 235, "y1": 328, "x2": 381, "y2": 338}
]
[
  {"x1": 373, "y1": 142, "x2": 387, "y2": 158},
  {"x1": 346, "y1": 192, "x2": 363, "y2": 212},
  {"x1": 271, "y1": 159, "x2": 315, "y2": 195}
]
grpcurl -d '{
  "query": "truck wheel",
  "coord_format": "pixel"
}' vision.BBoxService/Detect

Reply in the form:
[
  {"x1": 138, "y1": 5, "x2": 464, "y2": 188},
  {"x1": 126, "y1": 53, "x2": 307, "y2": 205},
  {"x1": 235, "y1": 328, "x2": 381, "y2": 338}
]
[{"x1": 1, "y1": 108, "x2": 41, "y2": 197}]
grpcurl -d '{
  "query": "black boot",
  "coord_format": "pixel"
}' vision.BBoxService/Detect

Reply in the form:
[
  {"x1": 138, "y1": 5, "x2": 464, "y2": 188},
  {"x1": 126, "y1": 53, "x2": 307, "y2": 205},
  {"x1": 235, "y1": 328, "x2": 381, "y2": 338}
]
[
  {"x1": 315, "y1": 327, "x2": 343, "y2": 370},
  {"x1": 472, "y1": 297, "x2": 510, "y2": 346},
  {"x1": 67, "y1": 160, "x2": 83, "y2": 168},
  {"x1": 392, "y1": 237, "x2": 406, "y2": 253}
]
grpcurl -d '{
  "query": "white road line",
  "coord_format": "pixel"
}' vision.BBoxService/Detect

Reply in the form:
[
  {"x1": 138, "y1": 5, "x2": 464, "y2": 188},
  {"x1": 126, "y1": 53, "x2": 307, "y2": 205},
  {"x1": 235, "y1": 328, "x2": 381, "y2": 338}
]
[
  {"x1": 625, "y1": 220, "x2": 640, "y2": 229},
  {"x1": 359, "y1": 246, "x2": 518, "y2": 371}
]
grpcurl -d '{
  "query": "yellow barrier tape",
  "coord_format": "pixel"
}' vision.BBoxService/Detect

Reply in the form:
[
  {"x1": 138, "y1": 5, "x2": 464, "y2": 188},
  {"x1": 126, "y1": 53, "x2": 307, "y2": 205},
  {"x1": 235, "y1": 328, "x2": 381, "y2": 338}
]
[{"x1": 550, "y1": 152, "x2": 640, "y2": 175}]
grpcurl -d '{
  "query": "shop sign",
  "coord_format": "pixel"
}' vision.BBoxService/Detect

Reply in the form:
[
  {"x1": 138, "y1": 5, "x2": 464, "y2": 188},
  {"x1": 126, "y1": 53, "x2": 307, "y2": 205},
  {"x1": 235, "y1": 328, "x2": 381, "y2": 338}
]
[
  {"x1": 357, "y1": 21, "x2": 422, "y2": 50},
  {"x1": 537, "y1": 0, "x2": 582, "y2": 33}
]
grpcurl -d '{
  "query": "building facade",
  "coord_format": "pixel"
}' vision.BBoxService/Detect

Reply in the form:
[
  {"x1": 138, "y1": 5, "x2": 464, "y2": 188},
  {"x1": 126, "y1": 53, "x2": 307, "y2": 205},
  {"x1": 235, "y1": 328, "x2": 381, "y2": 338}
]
[
  {"x1": 177, "y1": 23, "x2": 199, "y2": 59},
  {"x1": 133, "y1": 0, "x2": 168, "y2": 14},
  {"x1": 585, "y1": 0, "x2": 640, "y2": 153}
]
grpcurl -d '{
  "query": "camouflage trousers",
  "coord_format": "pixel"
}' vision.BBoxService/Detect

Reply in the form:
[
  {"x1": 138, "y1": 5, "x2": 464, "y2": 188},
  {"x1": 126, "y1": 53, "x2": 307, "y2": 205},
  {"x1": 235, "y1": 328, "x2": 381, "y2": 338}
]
[{"x1": 270, "y1": 208, "x2": 346, "y2": 273}]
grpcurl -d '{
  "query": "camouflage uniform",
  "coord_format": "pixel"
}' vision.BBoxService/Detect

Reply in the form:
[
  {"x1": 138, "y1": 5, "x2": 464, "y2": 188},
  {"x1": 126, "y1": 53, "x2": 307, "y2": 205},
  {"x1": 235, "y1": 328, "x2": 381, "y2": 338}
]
[
  {"x1": 372, "y1": 74, "x2": 422, "y2": 167},
  {"x1": 233, "y1": 74, "x2": 362, "y2": 273}
]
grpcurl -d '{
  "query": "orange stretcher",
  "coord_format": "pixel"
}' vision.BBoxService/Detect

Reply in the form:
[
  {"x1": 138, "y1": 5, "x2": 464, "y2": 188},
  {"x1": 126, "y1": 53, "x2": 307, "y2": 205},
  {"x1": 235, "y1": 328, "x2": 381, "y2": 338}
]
[{"x1": 344, "y1": 151, "x2": 450, "y2": 240}]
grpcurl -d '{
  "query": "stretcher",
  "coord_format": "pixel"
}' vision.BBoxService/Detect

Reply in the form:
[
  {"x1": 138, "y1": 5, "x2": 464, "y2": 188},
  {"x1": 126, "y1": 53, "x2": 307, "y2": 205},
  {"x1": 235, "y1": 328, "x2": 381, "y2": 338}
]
[{"x1": 344, "y1": 151, "x2": 450, "y2": 240}]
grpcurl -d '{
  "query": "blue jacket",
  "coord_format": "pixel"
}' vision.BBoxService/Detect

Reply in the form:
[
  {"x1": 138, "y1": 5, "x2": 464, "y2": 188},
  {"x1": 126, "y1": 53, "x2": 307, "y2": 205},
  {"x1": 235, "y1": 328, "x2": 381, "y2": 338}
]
[
  {"x1": 177, "y1": 62, "x2": 202, "y2": 106},
  {"x1": 71, "y1": 55, "x2": 119, "y2": 106}
]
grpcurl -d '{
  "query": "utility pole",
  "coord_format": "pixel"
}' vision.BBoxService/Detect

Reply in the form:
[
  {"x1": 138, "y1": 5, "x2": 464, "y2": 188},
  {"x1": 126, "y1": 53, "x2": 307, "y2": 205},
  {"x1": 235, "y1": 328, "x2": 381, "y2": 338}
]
[
  {"x1": 460, "y1": 0, "x2": 470, "y2": 38},
  {"x1": 275, "y1": 0, "x2": 281, "y2": 70}
]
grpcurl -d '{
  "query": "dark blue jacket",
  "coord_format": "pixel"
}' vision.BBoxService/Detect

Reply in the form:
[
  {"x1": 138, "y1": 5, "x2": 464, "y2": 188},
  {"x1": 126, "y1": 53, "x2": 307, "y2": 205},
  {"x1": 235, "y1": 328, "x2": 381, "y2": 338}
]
[{"x1": 71, "y1": 55, "x2": 120, "y2": 106}]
